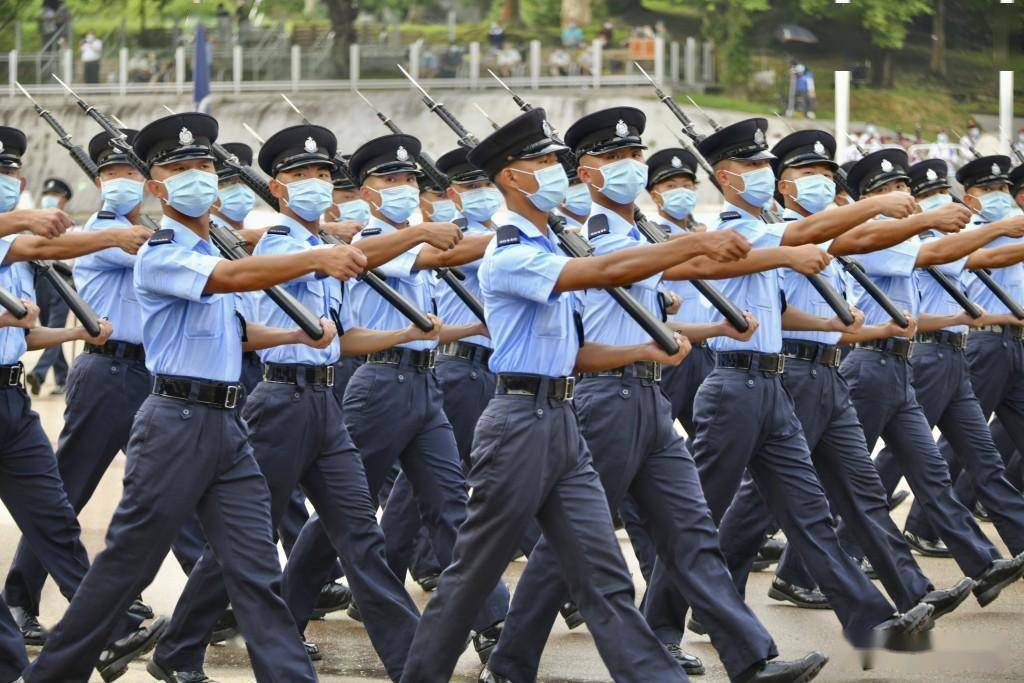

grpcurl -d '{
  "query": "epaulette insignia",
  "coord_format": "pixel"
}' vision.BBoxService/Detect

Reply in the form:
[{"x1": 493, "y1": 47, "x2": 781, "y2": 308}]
[
  {"x1": 496, "y1": 225, "x2": 520, "y2": 247},
  {"x1": 586, "y1": 213, "x2": 611, "y2": 239},
  {"x1": 96, "y1": 210, "x2": 117, "y2": 220},
  {"x1": 783, "y1": 216, "x2": 799, "y2": 221},
  {"x1": 147, "y1": 229, "x2": 174, "y2": 245},
  {"x1": 267, "y1": 226, "x2": 290, "y2": 236},
  {"x1": 719, "y1": 211, "x2": 742, "y2": 221},
  {"x1": 360, "y1": 227, "x2": 382, "y2": 236}
]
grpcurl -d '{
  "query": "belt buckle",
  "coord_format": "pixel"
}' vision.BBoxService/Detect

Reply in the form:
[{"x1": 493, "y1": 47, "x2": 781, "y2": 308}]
[
  {"x1": 326, "y1": 365, "x2": 335, "y2": 387},
  {"x1": 427, "y1": 349, "x2": 437, "y2": 369},
  {"x1": 560, "y1": 376, "x2": 576, "y2": 401},
  {"x1": 775, "y1": 354, "x2": 786, "y2": 374},
  {"x1": 7, "y1": 366, "x2": 21, "y2": 386},
  {"x1": 652, "y1": 362, "x2": 662, "y2": 382},
  {"x1": 224, "y1": 385, "x2": 239, "y2": 409}
]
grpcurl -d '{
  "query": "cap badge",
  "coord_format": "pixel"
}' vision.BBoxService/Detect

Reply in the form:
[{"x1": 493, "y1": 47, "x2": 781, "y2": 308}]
[
  {"x1": 542, "y1": 119, "x2": 554, "y2": 138},
  {"x1": 671, "y1": 155, "x2": 682, "y2": 169},
  {"x1": 396, "y1": 145, "x2": 409, "y2": 162},
  {"x1": 926, "y1": 168, "x2": 938, "y2": 181},
  {"x1": 753, "y1": 128, "x2": 765, "y2": 146},
  {"x1": 178, "y1": 127, "x2": 194, "y2": 146},
  {"x1": 992, "y1": 162, "x2": 1001, "y2": 176},
  {"x1": 304, "y1": 137, "x2": 317, "y2": 154},
  {"x1": 880, "y1": 158, "x2": 893, "y2": 173},
  {"x1": 615, "y1": 119, "x2": 629, "y2": 138},
  {"x1": 813, "y1": 140, "x2": 826, "y2": 156},
  {"x1": 0, "y1": 141, "x2": 5, "y2": 154}
]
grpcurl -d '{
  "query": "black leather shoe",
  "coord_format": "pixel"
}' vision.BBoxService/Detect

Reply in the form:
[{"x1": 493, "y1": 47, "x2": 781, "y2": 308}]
[
  {"x1": 974, "y1": 552, "x2": 1024, "y2": 607},
  {"x1": 856, "y1": 557, "x2": 878, "y2": 580},
  {"x1": 478, "y1": 667, "x2": 510, "y2": 683},
  {"x1": 415, "y1": 572, "x2": 440, "y2": 592},
  {"x1": 560, "y1": 601, "x2": 584, "y2": 630},
  {"x1": 303, "y1": 639, "x2": 322, "y2": 661},
  {"x1": 473, "y1": 622, "x2": 502, "y2": 664},
  {"x1": 209, "y1": 608, "x2": 237, "y2": 645},
  {"x1": 922, "y1": 577, "x2": 973, "y2": 620},
  {"x1": 687, "y1": 616, "x2": 706, "y2": 635},
  {"x1": 768, "y1": 578, "x2": 830, "y2": 610},
  {"x1": 739, "y1": 652, "x2": 828, "y2": 683},
  {"x1": 97, "y1": 616, "x2": 167, "y2": 682},
  {"x1": 903, "y1": 531, "x2": 952, "y2": 558},
  {"x1": 146, "y1": 658, "x2": 221, "y2": 682},
  {"x1": 973, "y1": 502, "x2": 991, "y2": 523},
  {"x1": 10, "y1": 606, "x2": 46, "y2": 646},
  {"x1": 25, "y1": 373, "x2": 40, "y2": 396},
  {"x1": 871, "y1": 603, "x2": 934, "y2": 653},
  {"x1": 129, "y1": 596, "x2": 155, "y2": 620},
  {"x1": 347, "y1": 601, "x2": 362, "y2": 622},
  {"x1": 888, "y1": 489, "x2": 910, "y2": 511},
  {"x1": 665, "y1": 643, "x2": 704, "y2": 675},
  {"x1": 312, "y1": 581, "x2": 352, "y2": 618},
  {"x1": 759, "y1": 537, "x2": 786, "y2": 564}
]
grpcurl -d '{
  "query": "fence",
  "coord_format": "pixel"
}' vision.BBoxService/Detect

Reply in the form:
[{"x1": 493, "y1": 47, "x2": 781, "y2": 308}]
[{"x1": 3, "y1": 36, "x2": 715, "y2": 97}]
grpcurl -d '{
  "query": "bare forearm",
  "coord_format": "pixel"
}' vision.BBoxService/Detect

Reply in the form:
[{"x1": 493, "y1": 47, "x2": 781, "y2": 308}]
[
  {"x1": 917, "y1": 313, "x2": 962, "y2": 332},
  {"x1": 417, "y1": 234, "x2": 491, "y2": 269},
  {"x1": 206, "y1": 252, "x2": 321, "y2": 294},
  {"x1": 26, "y1": 326, "x2": 85, "y2": 350},
  {"x1": 830, "y1": 215, "x2": 929, "y2": 256},
  {"x1": 242, "y1": 323, "x2": 309, "y2": 351},
  {"x1": 781, "y1": 197, "x2": 883, "y2": 247},
  {"x1": 340, "y1": 326, "x2": 416, "y2": 355},
  {"x1": 358, "y1": 228, "x2": 426, "y2": 268},
  {"x1": 7, "y1": 230, "x2": 118, "y2": 263},
  {"x1": 664, "y1": 248, "x2": 788, "y2": 281},
  {"x1": 668, "y1": 321, "x2": 728, "y2": 343},
  {"x1": 917, "y1": 226, "x2": 1003, "y2": 267},
  {"x1": 574, "y1": 343, "x2": 649, "y2": 373},
  {"x1": 438, "y1": 323, "x2": 483, "y2": 344},
  {"x1": 967, "y1": 243, "x2": 1024, "y2": 269},
  {"x1": 781, "y1": 306, "x2": 833, "y2": 332},
  {"x1": 839, "y1": 325, "x2": 894, "y2": 344}
]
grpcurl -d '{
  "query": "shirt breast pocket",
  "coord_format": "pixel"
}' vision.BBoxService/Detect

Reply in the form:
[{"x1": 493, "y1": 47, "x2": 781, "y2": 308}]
[
  {"x1": 184, "y1": 296, "x2": 227, "y2": 340},
  {"x1": 533, "y1": 296, "x2": 570, "y2": 340}
]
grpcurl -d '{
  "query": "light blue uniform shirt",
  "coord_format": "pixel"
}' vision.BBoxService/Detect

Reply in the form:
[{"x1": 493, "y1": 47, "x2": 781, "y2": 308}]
[
  {"x1": 433, "y1": 215, "x2": 491, "y2": 348},
  {"x1": 253, "y1": 213, "x2": 341, "y2": 365},
  {"x1": 134, "y1": 216, "x2": 243, "y2": 382},
  {"x1": 0, "y1": 236, "x2": 34, "y2": 364},
  {"x1": 961, "y1": 214, "x2": 1024, "y2": 316},
  {"x1": 780, "y1": 207, "x2": 845, "y2": 345},
  {"x1": 849, "y1": 216, "x2": 922, "y2": 326},
  {"x1": 582, "y1": 204, "x2": 661, "y2": 345},
  {"x1": 708, "y1": 203, "x2": 787, "y2": 353},
  {"x1": 348, "y1": 216, "x2": 436, "y2": 351},
  {"x1": 652, "y1": 215, "x2": 713, "y2": 326},
  {"x1": 73, "y1": 210, "x2": 144, "y2": 344},
  {"x1": 211, "y1": 216, "x2": 260, "y2": 332},
  {"x1": 914, "y1": 229, "x2": 968, "y2": 333},
  {"x1": 479, "y1": 210, "x2": 579, "y2": 377}
]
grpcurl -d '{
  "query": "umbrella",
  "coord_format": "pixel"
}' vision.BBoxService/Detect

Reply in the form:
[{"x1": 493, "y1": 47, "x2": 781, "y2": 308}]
[{"x1": 775, "y1": 24, "x2": 819, "y2": 45}]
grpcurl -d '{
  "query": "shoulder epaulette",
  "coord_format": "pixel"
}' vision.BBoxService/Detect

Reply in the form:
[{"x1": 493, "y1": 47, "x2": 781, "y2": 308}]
[
  {"x1": 360, "y1": 227, "x2": 382, "y2": 237},
  {"x1": 496, "y1": 225, "x2": 520, "y2": 248},
  {"x1": 719, "y1": 211, "x2": 742, "y2": 222},
  {"x1": 783, "y1": 216, "x2": 799, "y2": 221},
  {"x1": 586, "y1": 213, "x2": 611, "y2": 239},
  {"x1": 96, "y1": 210, "x2": 117, "y2": 220},
  {"x1": 454, "y1": 217, "x2": 469, "y2": 232},
  {"x1": 147, "y1": 229, "x2": 174, "y2": 246},
  {"x1": 267, "y1": 225, "x2": 290, "y2": 236}
]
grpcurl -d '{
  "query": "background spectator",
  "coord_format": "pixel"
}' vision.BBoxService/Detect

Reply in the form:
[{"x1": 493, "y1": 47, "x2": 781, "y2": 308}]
[
  {"x1": 496, "y1": 41, "x2": 522, "y2": 77},
  {"x1": 488, "y1": 22, "x2": 505, "y2": 52},
  {"x1": 439, "y1": 44, "x2": 464, "y2": 78},
  {"x1": 562, "y1": 20, "x2": 583, "y2": 49},
  {"x1": 549, "y1": 47, "x2": 571, "y2": 76},
  {"x1": 80, "y1": 32, "x2": 103, "y2": 83},
  {"x1": 597, "y1": 21, "x2": 614, "y2": 46}
]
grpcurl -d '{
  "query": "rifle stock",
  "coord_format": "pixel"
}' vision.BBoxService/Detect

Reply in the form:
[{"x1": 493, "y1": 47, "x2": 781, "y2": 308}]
[{"x1": 0, "y1": 287, "x2": 28, "y2": 319}]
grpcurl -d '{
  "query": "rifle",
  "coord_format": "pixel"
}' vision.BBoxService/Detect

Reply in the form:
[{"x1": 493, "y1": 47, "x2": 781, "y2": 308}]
[
  {"x1": 50, "y1": 76, "x2": 327, "y2": 340},
  {"x1": 0, "y1": 287, "x2": 28, "y2": 319},
  {"x1": 350, "y1": 89, "x2": 488, "y2": 324},
  {"x1": 406, "y1": 68, "x2": 681, "y2": 353}
]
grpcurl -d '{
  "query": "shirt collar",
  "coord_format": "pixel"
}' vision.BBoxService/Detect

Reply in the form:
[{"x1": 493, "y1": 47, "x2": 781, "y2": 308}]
[
  {"x1": 782, "y1": 207, "x2": 803, "y2": 220},
  {"x1": 502, "y1": 210, "x2": 547, "y2": 240},
  {"x1": 160, "y1": 214, "x2": 215, "y2": 254},
  {"x1": 275, "y1": 212, "x2": 320, "y2": 245},
  {"x1": 589, "y1": 202, "x2": 635, "y2": 235},
  {"x1": 722, "y1": 201, "x2": 761, "y2": 222},
  {"x1": 365, "y1": 215, "x2": 398, "y2": 235}
]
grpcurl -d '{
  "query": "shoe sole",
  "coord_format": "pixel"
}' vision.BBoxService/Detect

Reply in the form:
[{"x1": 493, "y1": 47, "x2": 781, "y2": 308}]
[
  {"x1": 562, "y1": 612, "x2": 585, "y2": 630},
  {"x1": 974, "y1": 562, "x2": 1024, "y2": 607},
  {"x1": 750, "y1": 560, "x2": 771, "y2": 572},
  {"x1": 209, "y1": 627, "x2": 239, "y2": 645},
  {"x1": 888, "y1": 491, "x2": 910, "y2": 511},
  {"x1": 682, "y1": 663, "x2": 705, "y2": 676},
  {"x1": 687, "y1": 620, "x2": 706, "y2": 636},
  {"x1": 100, "y1": 618, "x2": 167, "y2": 682},
  {"x1": 145, "y1": 659, "x2": 175, "y2": 682},
  {"x1": 794, "y1": 654, "x2": 828, "y2": 683},
  {"x1": 930, "y1": 579, "x2": 974, "y2": 621},
  {"x1": 905, "y1": 539, "x2": 953, "y2": 559},
  {"x1": 767, "y1": 586, "x2": 831, "y2": 610},
  {"x1": 22, "y1": 636, "x2": 46, "y2": 647},
  {"x1": 876, "y1": 604, "x2": 934, "y2": 653}
]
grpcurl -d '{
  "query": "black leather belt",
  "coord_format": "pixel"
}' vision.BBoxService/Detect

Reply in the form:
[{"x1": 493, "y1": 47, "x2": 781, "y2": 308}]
[
  {"x1": 915, "y1": 330, "x2": 967, "y2": 350},
  {"x1": 716, "y1": 351, "x2": 785, "y2": 374},
  {"x1": 152, "y1": 375, "x2": 242, "y2": 409},
  {"x1": 262, "y1": 363, "x2": 335, "y2": 387},
  {"x1": 439, "y1": 341, "x2": 493, "y2": 364},
  {"x1": 976, "y1": 324, "x2": 1024, "y2": 340},
  {"x1": 855, "y1": 337, "x2": 913, "y2": 359},
  {"x1": 243, "y1": 351, "x2": 261, "y2": 364},
  {"x1": 581, "y1": 360, "x2": 662, "y2": 382},
  {"x1": 366, "y1": 348, "x2": 436, "y2": 369},
  {"x1": 0, "y1": 363, "x2": 23, "y2": 388},
  {"x1": 782, "y1": 340, "x2": 842, "y2": 368},
  {"x1": 85, "y1": 340, "x2": 145, "y2": 362},
  {"x1": 496, "y1": 373, "x2": 575, "y2": 402}
]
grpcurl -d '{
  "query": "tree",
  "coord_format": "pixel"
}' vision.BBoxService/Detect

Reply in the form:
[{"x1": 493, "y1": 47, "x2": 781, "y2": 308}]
[
  {"x1": 500, "y1": 0, "x2": 521, "y2": 26},
  {"x1": 930, "y1": 0, "x2": 946, "y2": 76},
  {"x1": 322, "y1": 0, "x2": 356, "y2": 78},
  {"x1": 701, "y1": 0, "x2": 770, "y2": 89}
]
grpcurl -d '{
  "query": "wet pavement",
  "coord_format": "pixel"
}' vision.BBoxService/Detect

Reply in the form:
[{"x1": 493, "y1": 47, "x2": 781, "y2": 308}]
[{"x1": 4, "y1": 361, "x2": 1024, "y2": 682}]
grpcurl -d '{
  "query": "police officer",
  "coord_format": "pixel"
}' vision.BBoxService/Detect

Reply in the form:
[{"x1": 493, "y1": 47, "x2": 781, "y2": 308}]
[
  {"x1": 279, "y1": 133, "x2": 511, "y2": 661},
  {"x1": 398, "y1": 107, "x2": 752, "y2": 683},
  {"x1": 835, "y1": 148, "x2": 1024, "y2": 606},
  {"x1": 483, "y1": 107, "x2": 825, "y2": 683},
  {"x1": 26, "y1": 177, "x2": 74, "y2": 395},
  {"x1": 324, "y1": 155, "x2": 372, "y2": 229},
  {"x1": 22, "y1": 112, "x2": 366, "y2": 683},
  {"x1": 1012, "y1": 163, "x2": 1024, "y2": 210},
  {"x1": 557, "y1": 166, "x2": 591, "y2": 229}
]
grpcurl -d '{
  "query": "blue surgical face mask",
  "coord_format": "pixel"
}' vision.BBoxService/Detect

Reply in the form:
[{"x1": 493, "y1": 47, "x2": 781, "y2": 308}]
[
  {"x1": 584, "y1": 158, "x2": 648, "y2": 205},
  {"x1": 40, "y1": 194, "x2": 62, "y2": 209},
  {"x1": 0, "y1": 174, "x2": 22, "y2": 213},
  {"x1": 917, "y1": 192, "x2": 952, "y2": 214},
  {"x1": 459, "y1": 187, "x2": 503, "y2": 222},
  {"x1": 658, "y1": 187, "x2": 698, "y2": 220},
  {"x1": 562, "y1": 183, "x2": 592, "y2": 216},
  {"x1": 217, "y1": 184, "x2": 255, "y2": 222},
  {"x1": 373, "y1": 184, "x2": 420, "y2": 223},
  {"x1": 161, "y1": 169, "x2": 219, "y2": 217},
  {"x1": 513, "y1": 163, "x2": 569, "y2": 212},
  {"x1": 337, "y1": 198, "x2": 371, "y2": 225},
  {"x1": 978, "y1": 190, "x2": 1015, "y2": 222},
  {"x1": 101, "y1": 178, "x2": 144, "y2": 215},
  {"x1": 726, "y1": 166, "x2": 776, "y2": 209},
  {"x1": 789, "y1": 174, "x2": 836, "y2": 214},
  {"x1": 286, "y1": 178, "x2": 333, "y2": 221},
  {"x1": 425, "y1": 197, "x2": 457, "y2": 222}
]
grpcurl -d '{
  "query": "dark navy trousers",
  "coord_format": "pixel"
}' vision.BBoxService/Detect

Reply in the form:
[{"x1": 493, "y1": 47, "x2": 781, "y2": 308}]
[
  {"x1": 837, "y1": 346, "x2": 999, "y2": 579},
  {"x1": 716, "y1": 354, "x2": 933, "y2": 613},
  {"x1": 0, "y1": 592, "x2": 27, "y2": 683},
  {"x1": 29, "y1": 275, "x2": 68, "y2": 387},
  {"x1": 23, "y1": 393, "x2": 316, "y2": 683},
  {"x1": 400, "y1": 385, "x2": 686, "y2": 683},
  {"x1": 488, "y1": 374, "x2": 776, "y2": 683},
  {"x1": 154, "y1": 376, "x2": 418, "y2": 681},
  {"x1": 282, "y1": 359, "x2": 509, "y2": 633},
  {"x1": 689, "y1": 364, "x2": 896, "y2": 648}
]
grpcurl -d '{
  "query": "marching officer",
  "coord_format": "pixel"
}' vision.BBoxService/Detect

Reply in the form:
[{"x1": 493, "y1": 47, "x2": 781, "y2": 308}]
[{"x1": 557, "y1": 166, "x2": 591, "y2": 229}]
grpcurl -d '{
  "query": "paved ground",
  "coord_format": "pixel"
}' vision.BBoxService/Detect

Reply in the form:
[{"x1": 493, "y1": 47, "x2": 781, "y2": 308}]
[{"x1": 4, "y1": 354, "x2": 1024, "y2": 682}]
